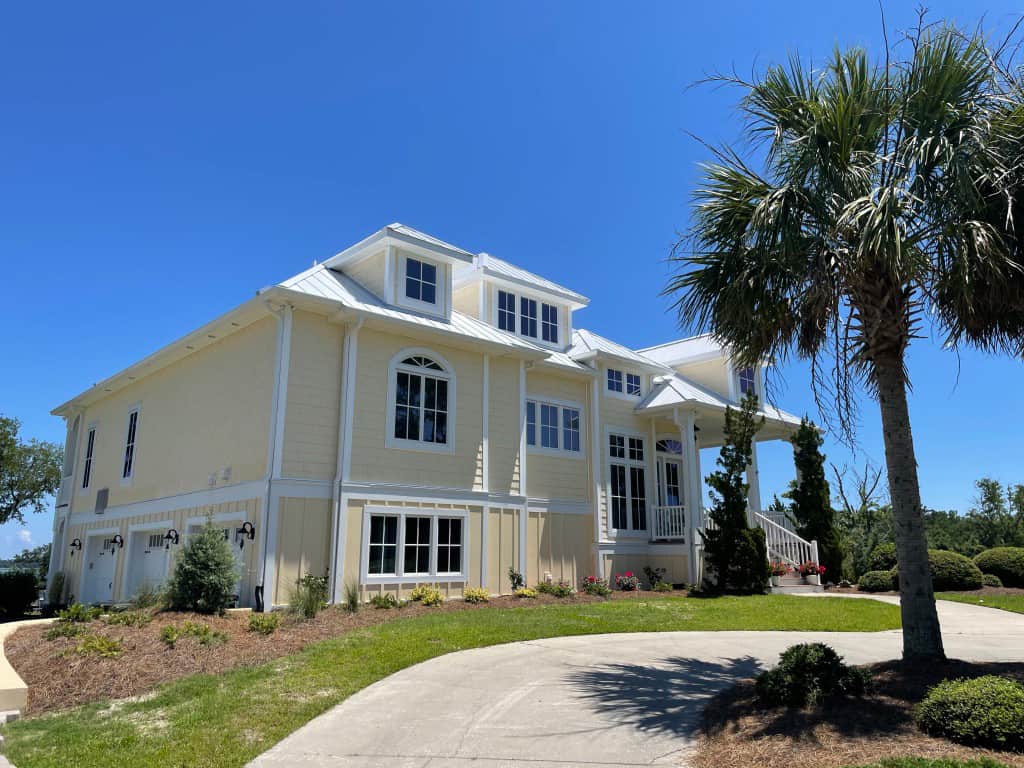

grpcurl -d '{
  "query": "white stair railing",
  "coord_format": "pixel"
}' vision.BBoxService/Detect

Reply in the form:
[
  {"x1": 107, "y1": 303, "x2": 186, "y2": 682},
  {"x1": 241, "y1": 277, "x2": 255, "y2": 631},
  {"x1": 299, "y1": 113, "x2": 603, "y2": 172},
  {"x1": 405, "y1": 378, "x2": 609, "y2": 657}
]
[{"x1": 753, "y1": 511, "x2": 818, "y2": 568}]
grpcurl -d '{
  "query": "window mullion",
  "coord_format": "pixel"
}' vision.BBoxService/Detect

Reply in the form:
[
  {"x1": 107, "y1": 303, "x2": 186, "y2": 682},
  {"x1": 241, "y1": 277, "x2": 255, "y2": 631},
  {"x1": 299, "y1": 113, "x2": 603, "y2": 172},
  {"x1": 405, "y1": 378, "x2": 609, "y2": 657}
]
[
  {"x1": 429, "y1": 515, "x2": 438, "y2": 576},
  {"x1": 396, "y1": 515, "x2": 406, "y2": 579}
]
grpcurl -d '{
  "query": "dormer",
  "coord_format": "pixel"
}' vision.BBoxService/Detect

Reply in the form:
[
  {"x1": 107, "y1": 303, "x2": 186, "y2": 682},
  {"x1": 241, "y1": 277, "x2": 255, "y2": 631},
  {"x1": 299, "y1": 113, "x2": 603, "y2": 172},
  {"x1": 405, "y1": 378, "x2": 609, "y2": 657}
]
[
  {"x1": 453, "y1": 253, "x2": 589, "y2": 351},
  {"x1": 638, "y1": 335, "x2": 764, "y2": 403},
  {"x1": 323, "y1": 223, "x2": 475, "y2": 321}
]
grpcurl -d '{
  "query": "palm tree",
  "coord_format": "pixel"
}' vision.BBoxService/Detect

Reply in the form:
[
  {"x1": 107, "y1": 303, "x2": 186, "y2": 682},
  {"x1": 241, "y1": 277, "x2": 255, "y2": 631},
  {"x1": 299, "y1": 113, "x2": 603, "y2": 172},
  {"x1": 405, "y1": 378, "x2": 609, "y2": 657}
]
[{"x1": 667, "y1": 17, "x2": 1024, "y2": 660}]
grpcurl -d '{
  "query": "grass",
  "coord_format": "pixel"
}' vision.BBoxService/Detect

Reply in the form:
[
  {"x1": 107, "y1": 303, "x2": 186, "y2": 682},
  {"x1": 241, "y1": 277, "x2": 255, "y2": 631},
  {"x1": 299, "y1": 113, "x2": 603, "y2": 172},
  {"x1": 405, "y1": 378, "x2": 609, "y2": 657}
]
[
  {"x1": 2, "y1": 595, "x2": 899, "y2": 768},
  {"x1": 936, "y1": 592, "x2": 1024, "y2": 615}
]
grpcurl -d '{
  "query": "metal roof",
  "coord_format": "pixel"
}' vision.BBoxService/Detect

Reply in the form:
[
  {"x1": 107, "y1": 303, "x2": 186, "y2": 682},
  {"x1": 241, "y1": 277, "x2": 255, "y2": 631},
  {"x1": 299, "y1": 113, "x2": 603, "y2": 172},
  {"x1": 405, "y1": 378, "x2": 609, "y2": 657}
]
[
  {"x1": 569, "y1": 329, "x2": 671, "y2": 372},
  {"x1": 635, "y1": 372, "x2": 802, "y2": 427},
  {"x1": 637, "y1": 334, "x2": 724, "y2": 365},
  {"x1": 478, "y1": 253, "x2": 589, "y2": 306}
]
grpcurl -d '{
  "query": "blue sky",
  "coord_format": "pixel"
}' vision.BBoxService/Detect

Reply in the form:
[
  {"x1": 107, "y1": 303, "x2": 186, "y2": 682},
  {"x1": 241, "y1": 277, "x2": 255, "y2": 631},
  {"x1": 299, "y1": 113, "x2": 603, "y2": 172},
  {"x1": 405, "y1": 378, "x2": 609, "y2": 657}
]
[{"x1": 2, "y1": 1, "x2": 1022, "y2": 558}]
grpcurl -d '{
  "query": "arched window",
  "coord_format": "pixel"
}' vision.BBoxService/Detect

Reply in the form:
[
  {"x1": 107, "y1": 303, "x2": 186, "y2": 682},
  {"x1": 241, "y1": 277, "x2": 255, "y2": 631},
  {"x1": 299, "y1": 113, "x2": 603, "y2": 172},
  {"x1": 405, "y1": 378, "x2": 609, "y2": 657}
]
[{"x1": 387, "y1": 350, "x2": 455, "y2": 451}]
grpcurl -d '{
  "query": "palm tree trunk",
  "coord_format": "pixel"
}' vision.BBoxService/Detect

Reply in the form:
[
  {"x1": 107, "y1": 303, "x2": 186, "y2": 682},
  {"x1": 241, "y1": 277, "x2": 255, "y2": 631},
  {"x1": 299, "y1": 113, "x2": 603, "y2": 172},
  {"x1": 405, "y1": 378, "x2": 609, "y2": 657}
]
[{"x1": 874, "y1": 356, "x2": 945, "y2": 661}]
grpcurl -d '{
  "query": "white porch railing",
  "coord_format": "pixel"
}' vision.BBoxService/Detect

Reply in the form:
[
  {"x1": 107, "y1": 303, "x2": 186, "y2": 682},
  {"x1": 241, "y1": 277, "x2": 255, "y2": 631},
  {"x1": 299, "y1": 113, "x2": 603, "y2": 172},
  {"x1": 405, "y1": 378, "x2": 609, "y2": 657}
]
[
  {"x1": 651, "y1": 505, "x2": 687, "y2": 541},
  {"x1": 754, "y1": 511, "x2": 818, "y2": 568}
]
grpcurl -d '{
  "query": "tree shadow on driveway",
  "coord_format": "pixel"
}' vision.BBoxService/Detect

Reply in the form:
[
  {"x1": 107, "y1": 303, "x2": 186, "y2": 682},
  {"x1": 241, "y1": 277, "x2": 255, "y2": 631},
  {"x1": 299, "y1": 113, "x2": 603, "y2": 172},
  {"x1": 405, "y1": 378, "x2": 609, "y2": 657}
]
[{"x1": 565, "y1": 655, "x2": 763, "y2": 739}]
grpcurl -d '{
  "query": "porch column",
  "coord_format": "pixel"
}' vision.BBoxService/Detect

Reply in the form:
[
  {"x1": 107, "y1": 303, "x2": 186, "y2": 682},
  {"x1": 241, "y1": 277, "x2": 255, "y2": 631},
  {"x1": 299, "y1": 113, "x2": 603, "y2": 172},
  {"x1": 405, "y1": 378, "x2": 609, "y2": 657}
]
[
  {"x1": 746, "y1": 441, "x2": 762, "y2": 526},
  {"x1": 679, "y1": 409, "x2": 701, "y2": 585}
]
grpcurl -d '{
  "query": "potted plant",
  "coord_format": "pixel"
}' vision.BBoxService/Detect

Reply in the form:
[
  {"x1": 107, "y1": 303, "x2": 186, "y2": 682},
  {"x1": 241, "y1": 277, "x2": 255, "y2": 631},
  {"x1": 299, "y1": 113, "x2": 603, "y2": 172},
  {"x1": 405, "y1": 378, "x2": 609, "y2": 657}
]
[
  {"x1": 769, "y1": 561, "x2": 790, "y2": 587},
  {"x1": 798, "y1": 561, "x2": 825, "y2": 585}
]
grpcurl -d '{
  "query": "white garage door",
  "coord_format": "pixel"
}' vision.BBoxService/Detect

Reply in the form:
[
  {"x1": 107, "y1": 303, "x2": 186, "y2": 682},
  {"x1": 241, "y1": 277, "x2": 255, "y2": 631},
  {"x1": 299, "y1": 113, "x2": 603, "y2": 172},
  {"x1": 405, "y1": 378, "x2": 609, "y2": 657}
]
[
  {"x1": 124, "y1": 531, "x2": 170, "y2": 600},
  {"x1": 82, "y1": 535, "x2": 116, "y2": 605}
]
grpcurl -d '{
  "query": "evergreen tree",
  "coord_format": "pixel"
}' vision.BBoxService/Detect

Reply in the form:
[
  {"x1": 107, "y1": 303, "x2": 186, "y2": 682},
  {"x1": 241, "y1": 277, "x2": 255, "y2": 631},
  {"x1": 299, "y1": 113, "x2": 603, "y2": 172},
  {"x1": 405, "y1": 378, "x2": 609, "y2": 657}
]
[
  {"x1": 701, "y1": 393, "x2": 769, "y2": 593},
  {"x1": 786, "y1": 418, "x2": 843, "y2": 579},
  {"x1": 166, "y1": 521, "x2": 239, "y2": 614}
]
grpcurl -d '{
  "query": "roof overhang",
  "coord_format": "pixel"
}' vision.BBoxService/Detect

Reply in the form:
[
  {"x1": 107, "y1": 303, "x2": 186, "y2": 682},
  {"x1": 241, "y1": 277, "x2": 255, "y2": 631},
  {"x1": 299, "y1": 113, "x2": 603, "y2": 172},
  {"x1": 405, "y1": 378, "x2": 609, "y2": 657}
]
[
  {"x1": 323, "y1": 225, "x2": 475, "y2": 271},
  {"x1": 570, "y1": 349, "x2": 669, "y2": 375}
]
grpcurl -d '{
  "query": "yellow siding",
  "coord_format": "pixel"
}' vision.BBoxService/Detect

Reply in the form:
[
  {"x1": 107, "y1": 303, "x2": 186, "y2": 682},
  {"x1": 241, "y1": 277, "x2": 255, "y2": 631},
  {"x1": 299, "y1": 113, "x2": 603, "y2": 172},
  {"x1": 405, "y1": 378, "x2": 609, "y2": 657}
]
[
  {"x1": 524, "y1": 371, "x2": 589, "y2": 501},
  {"x1": 64, "y1": 497, "x2": 263, "y2": 606},
  {"x1": 273, "y1": 496, "x2": 332, "y2": 605},
  {"x1": 453, "y1": 282, "x2": 481, "y2": 318},
  {"x1": 676, "y1": 358, "x2": 731, "y2": 397},
  {"x1": 488, "y1": 356, "x2": 521, "y2": 495},
  {"x1": 345, "y1": 250, "x2": 387, "y2": 300},
  {"x1": 528, "y1": 510, "x2": 593, "y2": 585},
  {"x1": 281, "y1": 311, "x2": 343, "y2": 479},
  {"x1": 486, "y1": 506, "x2": 523, "y2": 593},
  {"x1": 69, "y1": 318, "x2": 276, "y2": 510},
  {"x1": 602, "y1": 553, "x2": 689, "y2": 586}
]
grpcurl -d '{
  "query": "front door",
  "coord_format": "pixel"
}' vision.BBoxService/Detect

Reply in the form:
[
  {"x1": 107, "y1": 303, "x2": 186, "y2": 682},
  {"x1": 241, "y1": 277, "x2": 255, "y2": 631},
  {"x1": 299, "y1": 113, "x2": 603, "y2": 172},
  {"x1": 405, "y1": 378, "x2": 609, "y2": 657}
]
[
  {"x1": 655, "y1": 457, "x2": 684, "y2": 507},
  {"x1": 82, "y1": 535, "x2": 116, "y2": 605}
]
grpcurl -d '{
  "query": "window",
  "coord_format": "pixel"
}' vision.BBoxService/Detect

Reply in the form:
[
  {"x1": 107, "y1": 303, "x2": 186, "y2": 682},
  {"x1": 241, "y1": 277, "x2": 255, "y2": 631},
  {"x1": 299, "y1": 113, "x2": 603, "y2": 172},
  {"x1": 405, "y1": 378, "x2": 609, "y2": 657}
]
[
  {"x1": 607, "y1": 369, "x2": 623, "y2": 393},
  {"x1": 391, "y1": 354, "x2": 451, "y2": 448},
  {"x1": 404, "y1": 258, "x2": 437, "y2": 304},
  {"x1": 82, "y1": 427, "x2": 96, "y2": 489},
  {"x1": 626, "y1": 373, "x2": 642, "y2": 396},
  {"x1": 367, "y1": 515, "x2": 398, "y2": 575},
  {"x1": 541, "y1": 303, "x2": 559, "y2": 343},
  {"x1": 122, "y1": 409, "x2": 139, "y2": 480},
  {"x1": 363, "y1": 510, "x2": 467, "y2": 581},
  {"x1": 498, "y1": 290, "x2": 516, "y2": 331},
  {"x1": 608, "y1": 433, "x2": 647, "y2": 533},
  {"x1": 738, "y1": 366, "x2": 757, "y2": 396},
  {"x1": 656, "y1": 438, "x2": 683, "y2": 455},
  {"x1": 146, "y1": 533, "x2": 164, "y2": 550},
  {"x1": 526, "y1": 399, "x2": 583, "y2": 455},
  {"x1": 520, "y1": 297, "x2": 538, "y2": 338}
]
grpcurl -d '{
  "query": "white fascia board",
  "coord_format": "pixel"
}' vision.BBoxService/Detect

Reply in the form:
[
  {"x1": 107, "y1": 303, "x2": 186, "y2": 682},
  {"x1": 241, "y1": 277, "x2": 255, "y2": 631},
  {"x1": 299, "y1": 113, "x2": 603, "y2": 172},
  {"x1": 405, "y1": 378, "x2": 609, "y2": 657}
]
[
  {"x1": 532, "y1": 358, "x2": 596, "y2": 379},
  {"x1": 477, "y1": 272, "x2": 588, "y2": 309},
  {"x1": 571, "y1": 349, "x2": 669, "y2": 375},
  {"x1": 324, "y1": 229, "x2": 474, "y2": 271}
]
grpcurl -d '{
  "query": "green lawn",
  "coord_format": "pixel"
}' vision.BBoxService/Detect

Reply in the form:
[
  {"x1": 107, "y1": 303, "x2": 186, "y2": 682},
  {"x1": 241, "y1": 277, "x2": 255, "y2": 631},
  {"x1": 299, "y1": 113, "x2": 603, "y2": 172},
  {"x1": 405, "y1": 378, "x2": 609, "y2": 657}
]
[
  {"x1": 2, "y1": 595, "x2": 900, "y2": 768},
  {"x1": 936, "y1": 592, "x2": 1024, "y2": 615}
]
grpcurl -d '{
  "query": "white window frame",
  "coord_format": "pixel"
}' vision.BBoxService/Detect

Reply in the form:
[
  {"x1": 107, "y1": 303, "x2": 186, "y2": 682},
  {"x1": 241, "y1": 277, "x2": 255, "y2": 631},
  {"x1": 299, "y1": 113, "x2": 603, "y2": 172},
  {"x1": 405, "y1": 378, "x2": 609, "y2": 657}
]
[
  {"x1": 395, "y1": 251, "x2": 448, "y2": 317},
  {"x1": 385, "y1": 348, "x2": 456, "y2": 455},
  {"x1": 360, "y1": 506, "x2": 469, "y2": 584},
  {"x1": 525, "y1": 396, "x2": 584, "y2": 459},
  {"x1": 605, "y1": 367, "x2": 644, "y2": 401},
  {"x1": 737, "y1": 365, "x2": 758, "y2": 398},
  {"x1": 497, "y1": 289, "x2": 517, "y2": 332},
  {"x1": 519, "y1": 297, "x2": 538, "y2": 338},
  {"x1": 488, "y1": 285, "x2": 565, "y2": 351},
  {"x1": 605, "y1": 427, "x2": 650, "y2": 537},
  {"x1": 80, "y1": 422, "x2": 97, "y2": 492},
  {"x1": 541, "y1": 303, "x2": 559, "y2": 344},
  {"x1": 120, "y1": 405, "x2": 141, "y2": 486}
]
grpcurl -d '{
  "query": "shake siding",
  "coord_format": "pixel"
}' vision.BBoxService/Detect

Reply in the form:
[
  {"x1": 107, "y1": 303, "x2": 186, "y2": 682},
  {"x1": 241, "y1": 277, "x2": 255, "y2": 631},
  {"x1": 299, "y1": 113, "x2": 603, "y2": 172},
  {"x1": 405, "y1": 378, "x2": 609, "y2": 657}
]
[
  {"x1": 345, "y1": 250, "x2": 387, "y2": 300},
  {"x1": 69, "y1": 317, "x2": 276, "y2": 509},
  {"x1": 348, "y1": 329, "x2": 484, "y2": 489},
  {"x1": 524, "y1": 371, "x2": 589, "y2": 501},
  {"x1": 280, "y1": 311, "x2": 343, "y2": 480}
]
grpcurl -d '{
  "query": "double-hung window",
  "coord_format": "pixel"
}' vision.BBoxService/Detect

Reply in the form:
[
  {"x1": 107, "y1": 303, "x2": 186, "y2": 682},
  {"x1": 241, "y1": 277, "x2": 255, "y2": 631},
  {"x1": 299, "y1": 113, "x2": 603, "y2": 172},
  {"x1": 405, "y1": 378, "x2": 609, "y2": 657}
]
[
  {"x1": 626, "y1": 373, "x2": 642, "y2": 396},
  {"x1": 520, "y1": 297, "x2": 538, "y2": 338},
  {"x1": 608, "y1": 369, "x2": 642, "y2": 398},
  {"x1": 122, "y1": 408, "x2": 139, "y2": 481},
  {"x1": 541, "y1": 303, "x2": 558, "y2": 343},
  {"x1": 608, "y1": 433, "x2": 647, "y2": 533},
  {"x1": 81, "y1": 427, "x2": 96, "y2": 489},
  {"x1": 364, "y1": 509, "x2": 466, "y2": 581},
  {"x1": 404, "y1": 258, "x2": 437, "y2": 305},
  {"x1": 738, "y1": 366, "x2": 757, "y2": 397},
  {"x1": 391, "y1": 354, "x2": 452, "y2": 449},
  {"x1": 607, "y1": 369, "x2": 623, "y2": 393},
  {"x1": 498, "y1": 290, "x2": 517, "y2": 331},
  {"x1": 525, "y1": 399, "x2": 582, "y2": 455}
]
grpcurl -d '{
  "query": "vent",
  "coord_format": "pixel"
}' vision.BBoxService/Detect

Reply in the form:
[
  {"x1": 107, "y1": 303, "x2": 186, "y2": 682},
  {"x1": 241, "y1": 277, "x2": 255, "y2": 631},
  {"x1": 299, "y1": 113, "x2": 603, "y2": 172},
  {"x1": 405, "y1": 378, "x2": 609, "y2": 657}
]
[
  {"x1": 95, "y1": 488, "x2": 109, "y2": 515},
  {"x1": 147, "y1": 533, "x2": 164, "y2": 549}
]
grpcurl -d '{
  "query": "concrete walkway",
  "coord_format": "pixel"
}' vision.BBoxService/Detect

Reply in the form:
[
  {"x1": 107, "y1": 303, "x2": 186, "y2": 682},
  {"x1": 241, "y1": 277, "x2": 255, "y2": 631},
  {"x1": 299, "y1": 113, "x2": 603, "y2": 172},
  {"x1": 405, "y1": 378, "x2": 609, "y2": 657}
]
[{"x1": 248, "y1": 598, "x2": 1024, "y2": 768}]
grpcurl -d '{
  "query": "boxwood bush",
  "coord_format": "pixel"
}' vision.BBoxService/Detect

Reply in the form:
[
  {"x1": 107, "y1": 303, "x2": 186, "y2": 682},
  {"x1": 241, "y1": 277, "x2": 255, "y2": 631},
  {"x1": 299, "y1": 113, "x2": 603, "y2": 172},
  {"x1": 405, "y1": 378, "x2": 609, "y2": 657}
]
[
  {"x1": 755, "y1": 642, "x2": 871, "y2": 706},
  {"x1": 982, "y1": 573, "x2": 1004, "y2": 588},
  {"x1": 915, "y1": 676, "x2": 1024, "y2": 750},
  {"x1": 974, "y1": 547, "x2": 1024, "y2": 588},
  {"x1": 891, "y1": 550, "x2": 984, "y2": 592},
  {"x1": 858, "y1": 570, "x2": 896, "y2": 593}
]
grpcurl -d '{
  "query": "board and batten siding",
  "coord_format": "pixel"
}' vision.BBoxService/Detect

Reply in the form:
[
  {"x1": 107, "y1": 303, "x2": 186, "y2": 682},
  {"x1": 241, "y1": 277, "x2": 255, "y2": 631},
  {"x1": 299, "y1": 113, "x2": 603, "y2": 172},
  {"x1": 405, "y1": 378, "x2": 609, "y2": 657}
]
[{"x1": 272, "y1": 496, "x2": 333, "y2": 605}]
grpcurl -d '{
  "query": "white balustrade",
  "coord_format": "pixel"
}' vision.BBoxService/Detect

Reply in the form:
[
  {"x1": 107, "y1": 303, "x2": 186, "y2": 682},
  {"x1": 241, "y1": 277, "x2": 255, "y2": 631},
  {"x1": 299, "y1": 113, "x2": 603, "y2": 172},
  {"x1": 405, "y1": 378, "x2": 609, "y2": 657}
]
[{"x1": 651, "y1": 505, "x2": 687, "y2": 541}]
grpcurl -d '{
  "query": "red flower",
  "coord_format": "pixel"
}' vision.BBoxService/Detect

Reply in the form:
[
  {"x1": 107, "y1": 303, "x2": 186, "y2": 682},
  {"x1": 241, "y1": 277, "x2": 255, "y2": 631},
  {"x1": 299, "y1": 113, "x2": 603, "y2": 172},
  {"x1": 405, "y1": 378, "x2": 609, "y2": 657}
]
[{"x1": 624, "y1": 571, "x2": 634, "y2": 578}]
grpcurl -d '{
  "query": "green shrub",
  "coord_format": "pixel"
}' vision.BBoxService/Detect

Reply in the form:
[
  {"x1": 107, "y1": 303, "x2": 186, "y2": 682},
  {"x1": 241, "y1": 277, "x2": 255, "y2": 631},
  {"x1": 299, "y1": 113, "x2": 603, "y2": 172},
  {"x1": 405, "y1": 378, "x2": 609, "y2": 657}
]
[
  {"x1": 927, "y1": 550, "x2": 984, "y2": 591},
  {"x1": 57, "y1": 603, "x2": 103, "y2": 623},
  {"x1": 643, "y1": 566, "x2": 667, "y2": 589},
  {"x1": 47, "y1": 571, "x2": 67, "y2": 607},
  {"x1": 915, "y1": 676, "x2": 1024, "y2": 750},
  {"x1": 0, "y1": 570, "x2": 39, "y2": 618},
  {"x1": 581, "y1": 576, "x2": 612, "y2": 596},
  {"x1": 103, "y1": 610, "x2": 153, "y2": 627},
  {"x1": 514, "y1": 587, "x2": 537, "y2": 599},
  {"x1": 409, "y1": 584, "x2": 435, "y2": 602},
  {"x1": 463, "y1": 587, "x2": 489, "y2": 603},
  {"x1": 130, "y1": 583, "x2": 166, "y2": 611},
  {"x1": 342, "y1": 582, "x2": 359, "y2": 613},
  {"x1": 288, "y1": 572, "x2": 328, "y2": 619},
  {"x1": 508, "y1": 567, "x2": 525, "y2": 591},
  {"x1": 247, "y1": 612, "x2": 280, "y2": 635},
  {"x1": 161, "y1": 620, "x2": 226, "y2": 648},
  {"x1": 160, "y1": 624, "x2": 181, "y2": 647},
  {"x1": 44, "y1": 622, "x2": 80, "y2": 640},
  {"x1": 653, "y1": 581, "x2": 674, "y2": 592},
  {"x1": 868, "y1": 542, "x2": 898, "y2": 572},
  {"x1": 369, "y1": 593, "x2": 398, "y2": 609},
  {"x1": 755, "y1": 642, "x2": 871, "y2": 706},
  {"x1": 974, "y1": 548, "x2": 1024, "y2": 588},
  {"x1": 415, "y1": 586, "x2": 444, "y2": 606},
  {"x1": 165, "y1": 521, "x2": 239, "y2": 615},
  {"x1": 536, "y1": 580, "x2": 574, "y2": 597},
  {"x1": 982, "y1": 573, "x2": 1004, "y2": 588},
  {"x1": 858, "y1": 570, "x2": 896, "y2": 592},
  {"x1": 74, "y1": 634, "x2": 123, "y2": 658}
]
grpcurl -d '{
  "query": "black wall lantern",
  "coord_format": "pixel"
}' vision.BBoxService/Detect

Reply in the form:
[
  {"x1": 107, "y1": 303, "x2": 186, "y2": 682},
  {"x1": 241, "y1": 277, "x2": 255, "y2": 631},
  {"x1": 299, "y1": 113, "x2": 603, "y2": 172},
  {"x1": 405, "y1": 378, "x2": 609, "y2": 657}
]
[
  {"x1": 69, "y1": 538, "x2": 82, "y2": 555},
  {"x1": 110, "y1": 534, "x2": 125, "y2": 554},
  {"x1": 163, "y1": 528, "x2": 180, "y2": 549},
  {"x1": 235, "y1": 521, "x2": 256, "y2": 550}
]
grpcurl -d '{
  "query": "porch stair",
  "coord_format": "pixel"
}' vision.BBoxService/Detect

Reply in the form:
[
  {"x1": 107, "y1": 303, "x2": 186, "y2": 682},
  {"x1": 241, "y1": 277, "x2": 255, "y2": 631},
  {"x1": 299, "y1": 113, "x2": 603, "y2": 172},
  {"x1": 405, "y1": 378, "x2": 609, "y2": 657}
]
[
  {"x1": 753, "y1": 511, "x2": 823, "y2": 593},
  {"x1": 768, "y1": 573, "x2": 824, "y2": 594}
]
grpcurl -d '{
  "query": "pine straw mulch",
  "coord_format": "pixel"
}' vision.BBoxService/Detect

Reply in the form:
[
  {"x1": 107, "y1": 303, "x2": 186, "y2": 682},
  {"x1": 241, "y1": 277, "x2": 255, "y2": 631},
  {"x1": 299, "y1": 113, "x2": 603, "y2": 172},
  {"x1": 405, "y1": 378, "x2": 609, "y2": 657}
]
[
  {"x1": 693, "y1": 659, "x2": 1024, "y2": 768},
  {"x1": 5, "y1": 588, "x2": 663, "y2": 717}
]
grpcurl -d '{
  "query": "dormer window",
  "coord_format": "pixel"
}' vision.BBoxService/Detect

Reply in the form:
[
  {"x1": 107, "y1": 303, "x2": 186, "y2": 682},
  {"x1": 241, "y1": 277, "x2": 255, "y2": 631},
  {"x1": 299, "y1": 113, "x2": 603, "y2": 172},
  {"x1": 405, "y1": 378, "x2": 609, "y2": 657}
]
[
  {"x1": 520, "y1": 298, "x2": 538, "y2": 338},
  {"x1": 498, "y1": 290, "x2": 516, "y2": 331},
  {"x1": 607, "y1": 369, "x2": 642, "y2": 398},
  {"x1": 541, "y1": 303, "x2": 558, "y2": 343},
  {"x1": 738, "y1": 366, "x2": 757, "y2": 396},
  {"x1": 404, "y1": 258, "x2": 437, "y2": 305}
]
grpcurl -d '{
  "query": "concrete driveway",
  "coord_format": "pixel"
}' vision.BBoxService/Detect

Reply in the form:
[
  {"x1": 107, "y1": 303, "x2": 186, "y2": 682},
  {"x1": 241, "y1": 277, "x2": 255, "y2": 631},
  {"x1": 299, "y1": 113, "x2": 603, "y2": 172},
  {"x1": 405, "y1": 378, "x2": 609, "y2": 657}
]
[{"x1": 248, "y1": 597, "x2": 1024, "y2": 768}]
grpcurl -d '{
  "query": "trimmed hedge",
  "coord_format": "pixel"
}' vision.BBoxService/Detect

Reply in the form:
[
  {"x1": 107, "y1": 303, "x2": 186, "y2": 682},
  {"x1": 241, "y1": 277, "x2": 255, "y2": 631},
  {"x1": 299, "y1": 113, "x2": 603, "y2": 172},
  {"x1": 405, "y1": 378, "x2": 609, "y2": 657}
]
[
  {"x1": 915, "y1": 675, "x2": 1024, "y2": 750},
  {"x1": 858, "y1": 570, "x2": 896, "y2": 593},
  {"x1": 974, "y1": 547, "x2": 1024, "y2": 589},
  {"x1": 0, "y1": 570, "x2": 38, "y2": 618},
  {"x1": 891, "y1": 550, "x2": 984, "y2": 592},
  {"x1": 982, "y1": 573, "x2": 1004, "y2": 588},
  {"x1": 867, "y1": 542, "x2": 898, "y2": 572},
  {"x1": 755, "y1": 642, "x2": 871, "y2": 706}
]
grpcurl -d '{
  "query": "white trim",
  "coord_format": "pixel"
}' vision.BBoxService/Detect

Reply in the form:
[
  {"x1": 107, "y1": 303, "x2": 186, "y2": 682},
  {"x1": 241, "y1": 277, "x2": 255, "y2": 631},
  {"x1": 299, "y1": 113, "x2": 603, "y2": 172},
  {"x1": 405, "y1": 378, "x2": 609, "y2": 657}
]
[
  {"x1": 597, "y1": 541, "x2": 689, "y2": 555},
  {"x1": 518, "y1": 360, "x2": 528, "y2": 495},
  {"x1": 589, "y1": 375, "x2": 603, "y2": 578},
  {"x1": 78, "y1": 421, "x2": 98, "y2": 495},
  {"x1": 271, "y1": 308, "x2": 293, "y2": 479},
  {"x1": 481, "y1": 354, "x2": 490, "y2": 492},
  {"x1": 489, "y1": 284, "x2": 567, "y2": 352},
  {"x1": 341, "y1": 481, "x2": 524, "y2": 507},
  {"x1": 69, "y1": 479, "x2": 268, "y2": 525},
  {"x1": 526, "y1": 498, "x2": 592, "y2": 515},
  {"x1": 330, "y1": 320, "x2": 360, "y2": 602},
  {"x1": 604, "y1": 366, "x2": 644, "y2": 402},
  {"x1": 604, "y1": 425, "x2": 650, "y2": 538},
  {"x1": 524, "y1": 395, "x2": 585, "y2": 459},
  {"x1": 383, "y1": 244, "x2": 396, "y2": 305},
  {"x1": 359, "y1": 506, "x2": 469, "y2": 585},
  {"x1": 384, "y1": 347, "x2": 457, "y2": 455},
  {"x1": 119, "y1": 403, "x2": 141, "y2": 486},
  {"x1": 518, "y1": 504, "x2": 527, "y2": 576},
  {"x1": 394, "y1": 251, "x2": 449, "y2": 319},
  {"x1": 480, "y1": 504, "x2": 489, "y2": 588}
]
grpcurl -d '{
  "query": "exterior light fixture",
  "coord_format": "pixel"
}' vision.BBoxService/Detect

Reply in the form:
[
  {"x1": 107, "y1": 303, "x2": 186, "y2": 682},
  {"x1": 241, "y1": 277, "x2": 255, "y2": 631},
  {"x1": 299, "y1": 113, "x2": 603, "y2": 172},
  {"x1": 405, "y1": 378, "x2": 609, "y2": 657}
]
[
  {"x1": 110, "y1": 534, "x2": 125, "y2": 554},
  {"x1": 236, "y1": 521, "x2": 256, "y2": 550},
  {"x1": 163, "y1": 528, "x2": 180, "y2": 549},
  {"x1": 70, "y1": 538, "x2": 82, "y2": 554}
]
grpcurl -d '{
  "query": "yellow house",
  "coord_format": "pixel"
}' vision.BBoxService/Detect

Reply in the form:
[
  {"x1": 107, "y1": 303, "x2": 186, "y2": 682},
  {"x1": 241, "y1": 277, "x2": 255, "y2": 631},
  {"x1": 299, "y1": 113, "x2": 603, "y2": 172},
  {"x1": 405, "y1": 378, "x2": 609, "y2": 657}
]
[{"x1": 46, "y1": 223, "x2": 808, "y2": 609}]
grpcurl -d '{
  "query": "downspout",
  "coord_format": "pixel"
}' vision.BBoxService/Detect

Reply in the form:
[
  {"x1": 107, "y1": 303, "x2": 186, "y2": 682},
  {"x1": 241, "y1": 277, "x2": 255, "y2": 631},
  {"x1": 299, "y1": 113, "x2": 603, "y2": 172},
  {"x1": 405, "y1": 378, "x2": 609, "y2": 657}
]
[
  {"x1": 329, "y1": 316, "x2": 362, "y2": 603},
  {"x1": 256, "y1": 302, "x2": 293, "y2": 611},
  {"x1": 590, "y1": 374, "x2": 603, "y2": 578}
]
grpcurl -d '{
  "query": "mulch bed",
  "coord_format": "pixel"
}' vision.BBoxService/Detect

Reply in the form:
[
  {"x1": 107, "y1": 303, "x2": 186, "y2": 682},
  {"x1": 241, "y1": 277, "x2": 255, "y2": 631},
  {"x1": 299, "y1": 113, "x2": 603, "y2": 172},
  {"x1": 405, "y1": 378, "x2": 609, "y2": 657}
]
[
  {"x1": 5, "y1": 588, "x2": 667, "y2": 717},
  {"x1": 695, "y1": 659, "x2": 1024, "y2": 768}
]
